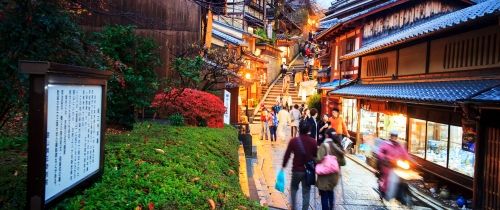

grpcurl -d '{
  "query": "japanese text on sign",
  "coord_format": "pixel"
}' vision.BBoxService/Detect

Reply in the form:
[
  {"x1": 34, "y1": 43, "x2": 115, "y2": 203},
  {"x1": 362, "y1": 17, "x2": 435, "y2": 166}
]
[{"x1": 45, "y1": 85, "x2": 102, "y2": 201}]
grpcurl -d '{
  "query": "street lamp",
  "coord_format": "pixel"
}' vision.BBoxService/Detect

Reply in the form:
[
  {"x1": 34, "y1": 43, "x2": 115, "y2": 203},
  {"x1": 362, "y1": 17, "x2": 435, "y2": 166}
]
[{"x1": 244, "y1": 73, "x2": 251, "y2": 122}]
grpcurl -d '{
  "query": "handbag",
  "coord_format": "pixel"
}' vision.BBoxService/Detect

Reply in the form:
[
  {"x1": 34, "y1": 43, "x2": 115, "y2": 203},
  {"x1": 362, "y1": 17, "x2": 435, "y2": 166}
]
[
  {"x1": 315, "y1": 143, "x2": 340, "y2": 175},
  {"x1": 297, "y1": 136, "x2": 316, "y2": 185}
]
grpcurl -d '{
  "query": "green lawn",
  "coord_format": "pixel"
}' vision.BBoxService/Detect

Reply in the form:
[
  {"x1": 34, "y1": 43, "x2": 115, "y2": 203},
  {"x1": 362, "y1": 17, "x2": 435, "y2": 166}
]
[{"x1": 0, "y1": 123, "x2": 262, "y2": 210}]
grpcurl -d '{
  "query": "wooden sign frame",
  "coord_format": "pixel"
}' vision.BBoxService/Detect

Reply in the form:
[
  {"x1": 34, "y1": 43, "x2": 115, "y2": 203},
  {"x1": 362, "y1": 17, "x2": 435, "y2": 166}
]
[{"x1": 20, "y1": 61, "x2": 112, "y2": 210}]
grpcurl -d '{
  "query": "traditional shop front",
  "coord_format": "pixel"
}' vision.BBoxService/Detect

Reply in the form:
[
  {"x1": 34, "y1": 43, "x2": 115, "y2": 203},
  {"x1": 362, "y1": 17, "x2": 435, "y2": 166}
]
[{"x1": 330, "y1": 80, "x2": 500, "y2": 195}]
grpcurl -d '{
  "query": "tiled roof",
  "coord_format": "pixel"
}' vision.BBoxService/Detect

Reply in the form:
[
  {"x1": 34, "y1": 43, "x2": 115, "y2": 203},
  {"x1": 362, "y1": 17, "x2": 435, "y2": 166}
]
[
  {"x1": 213, "y1": 20, "x2": 247, "y2": 35},
  {"x1": 319, "y1": 18, "x2": 340, "y2": 30},
  {"x1": 471, "y1": 86, "x2": 500, "y2": 102},
  {"x1": 318, "y1": 79, "x2": 352, "y2": 90},
  {"x1": 317, "y1": 0, "x2": 398, "y2": 39},
  {"x1": 276, "y1": 33, "x2": 287, "y2": 40},
  {"x1": 212, "y1": 29, "x2": 243, "y2": 45},
  {"x1": 330, "y1": 80, "x2": 500, "y2": 104},
  {"x1": 323, "y1": 0, "x2": 376, "y2": 20},
  {"x1": 341, "y1": 0, "x2": 500, "y2": 60}
]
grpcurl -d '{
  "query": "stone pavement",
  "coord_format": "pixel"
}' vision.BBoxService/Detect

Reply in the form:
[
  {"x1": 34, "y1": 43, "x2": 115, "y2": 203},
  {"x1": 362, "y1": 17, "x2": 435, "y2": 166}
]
[{"x1": 246, "y1": 124, "x2": 409, "y2": 210}]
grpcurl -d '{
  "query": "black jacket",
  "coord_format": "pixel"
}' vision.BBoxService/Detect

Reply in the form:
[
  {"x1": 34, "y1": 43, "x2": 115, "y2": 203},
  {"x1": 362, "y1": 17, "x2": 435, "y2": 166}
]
[{"x1": 306, "y1": 117, "x2": 319, "y2": 141}]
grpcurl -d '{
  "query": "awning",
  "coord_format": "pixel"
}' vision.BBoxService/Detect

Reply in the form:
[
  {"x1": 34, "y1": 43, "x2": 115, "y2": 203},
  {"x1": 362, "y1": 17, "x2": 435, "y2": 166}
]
[
  {"x1": 330, "y1": 79, "x2": 500, "y2": 105},
  {"x1": 212, "y1": 29, "x2": 243, "y2": 45},
  {"x1": 318, "y1": 79, "x2": 352, "y2": 90}
]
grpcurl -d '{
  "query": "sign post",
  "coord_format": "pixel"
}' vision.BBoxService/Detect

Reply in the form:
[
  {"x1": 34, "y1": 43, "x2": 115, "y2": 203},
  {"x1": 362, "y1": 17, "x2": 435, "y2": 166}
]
[
  {"x1": 224, "y1": 90, "x2": 231, "y2": 125},
  {"x1": 20, "y1": 61, "x2": 112, "y2": 210}
]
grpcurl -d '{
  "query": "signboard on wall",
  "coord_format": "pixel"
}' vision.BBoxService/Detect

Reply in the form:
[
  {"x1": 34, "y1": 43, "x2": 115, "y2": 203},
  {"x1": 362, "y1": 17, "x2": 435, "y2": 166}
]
[
  {"x1": 224, "y1": 90, "x2": 231, "y2": 124},
  {"x1": 20, "y1": 61, "x2": 111, "y2": 209}
]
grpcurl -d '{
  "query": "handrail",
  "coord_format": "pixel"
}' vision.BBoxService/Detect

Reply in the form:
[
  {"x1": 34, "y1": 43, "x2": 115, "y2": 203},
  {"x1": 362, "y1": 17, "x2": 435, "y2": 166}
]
[{"x1": 251, "y1": 53, "x2": 301, "y2": 120}]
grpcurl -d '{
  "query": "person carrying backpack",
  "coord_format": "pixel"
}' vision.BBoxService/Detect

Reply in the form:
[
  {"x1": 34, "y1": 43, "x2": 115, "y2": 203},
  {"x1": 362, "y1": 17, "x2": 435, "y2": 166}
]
[
  {"x1": 316, "y1": 128, "x2": 345, "y2": 210},
  {"x1": 268, "y1": 112, "x2": 278, "y2": 142}
]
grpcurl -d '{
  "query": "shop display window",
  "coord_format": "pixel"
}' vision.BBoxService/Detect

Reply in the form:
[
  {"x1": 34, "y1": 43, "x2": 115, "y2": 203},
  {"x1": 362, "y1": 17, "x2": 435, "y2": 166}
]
[
  {"x1": 426, "y1": 122, "x2": 449, "y2": 167},
  {"x1": 377, "y1": 113, "x2": 407, "y2": 143},
  {"x1": 342, "y1": 99, "x2": 358, "y2": 132},
  {"x1": 360, "y1": 109, "x2": 377, "y2": 135},
  {"x1": 448, "y1": 126, "x2": 474, "y2": 177},
  {"x1": 409, "y1": 118, "x2": 426, "y2": 158}
]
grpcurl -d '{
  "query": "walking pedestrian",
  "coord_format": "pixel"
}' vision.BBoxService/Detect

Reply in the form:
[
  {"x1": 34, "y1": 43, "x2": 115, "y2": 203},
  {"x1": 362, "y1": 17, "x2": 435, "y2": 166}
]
[
  {"x1": 316, "y1": 128, "x2": 345, "y2": 210},
  {"x1": 299, "y1": 104, "x2": 305, "y2": 115},
  {"x1": 268, "y1": 112, "x2": 278, "y2": 142},
  {"x1": 272, "y1": 101, "x2": 282, "y2": 114},
  {"x1": 276, "y1": 93, "x2": 283, "y2": 105},
  {"x1": 306, "y1": 108, "x2": 320, "y2": 141},
  {"x1": 281, "y1": 62, "x2": 288, "y2": 78},
  {"x1": 277, "y1": 106, "x2": 290, "y2": 141},
  {"x1": 289, "y1": 104, "x2": 301, "y2": 138},
  {"x1": 282, "y1": 121, "x2": 317, "y2": 210},
  {"x1": 260, "y1": 109, "x2": 269, "y2": 140},
  {"x1": 282, "y1": 74, "x2": 290, "y2": 94}
]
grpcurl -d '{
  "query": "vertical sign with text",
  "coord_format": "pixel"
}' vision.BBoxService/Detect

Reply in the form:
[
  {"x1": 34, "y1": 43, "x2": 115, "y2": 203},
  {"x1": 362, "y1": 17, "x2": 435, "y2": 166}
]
[{"x1": 224, "y1": 90, "x2": 231, "y2": 124}]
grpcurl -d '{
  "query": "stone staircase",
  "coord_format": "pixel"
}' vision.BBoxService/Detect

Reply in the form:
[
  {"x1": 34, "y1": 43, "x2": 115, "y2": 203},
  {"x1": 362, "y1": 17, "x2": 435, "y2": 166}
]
[{"x1": 253, "y1": 55, "x2": 312, "y2": 124}]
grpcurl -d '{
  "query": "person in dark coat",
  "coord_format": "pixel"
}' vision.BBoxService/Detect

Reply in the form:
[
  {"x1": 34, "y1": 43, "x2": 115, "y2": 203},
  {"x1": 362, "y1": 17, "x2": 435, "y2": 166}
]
[{"x1": 306, "y1": 108, "x2": 320, "y2": 142}]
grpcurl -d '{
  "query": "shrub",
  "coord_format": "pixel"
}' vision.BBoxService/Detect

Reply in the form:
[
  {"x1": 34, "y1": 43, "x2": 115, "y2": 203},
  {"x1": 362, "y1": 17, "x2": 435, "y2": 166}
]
[
  {"x1": 94, "y1": 25, "x2": 161, "y2": 129},
  {"x1": 168, "y1": 113, "x2": 185, "y2": 126},
  {"x1": 307, "y1": 93, "x2": 322, "y2": 115},
  {"x1": 152, "y1": 89, "x2": 226, "y2": 128}
]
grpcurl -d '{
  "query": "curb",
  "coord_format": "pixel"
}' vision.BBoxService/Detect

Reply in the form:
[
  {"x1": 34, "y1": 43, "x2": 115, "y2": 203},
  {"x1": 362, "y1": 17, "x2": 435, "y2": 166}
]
[
  {"x1": 345, "y1": 154, "x2": 377, "y2": 174},
  {"x1": 252, "y1": 53, "x2": 301, "y2": 119}
]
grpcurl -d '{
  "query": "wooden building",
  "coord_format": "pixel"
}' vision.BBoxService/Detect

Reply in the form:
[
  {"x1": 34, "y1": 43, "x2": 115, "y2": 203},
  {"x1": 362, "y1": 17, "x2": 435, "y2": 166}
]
[
  {"x1": 317, "y1": 0, "x2": 500, "y2": 208},
  {"x1": 77, "y1": 0, "x2": 209, "y2": 79}
]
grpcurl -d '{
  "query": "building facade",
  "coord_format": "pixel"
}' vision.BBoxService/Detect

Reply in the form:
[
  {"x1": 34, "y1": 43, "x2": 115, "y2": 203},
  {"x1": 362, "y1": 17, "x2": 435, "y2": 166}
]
[{"x1": 317, "y1": 0, "x2": 500, "y2": 208}]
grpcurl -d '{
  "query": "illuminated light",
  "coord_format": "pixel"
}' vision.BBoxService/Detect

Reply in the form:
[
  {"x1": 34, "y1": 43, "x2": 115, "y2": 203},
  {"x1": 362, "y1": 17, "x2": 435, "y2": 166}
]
[
  {"x1": 245, "y1": 73, "x2": 251, "y2": 80},
  {"x1": 254, "y1": 48, "x2": 261, "y2": 56},
  {"x1": 397, "y1": 160, "x2": 410, "y2": 170}
]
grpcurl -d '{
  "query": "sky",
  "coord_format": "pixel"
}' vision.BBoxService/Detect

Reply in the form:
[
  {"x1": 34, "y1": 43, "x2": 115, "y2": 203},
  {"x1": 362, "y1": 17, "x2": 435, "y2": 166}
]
[{"x1": 316, "y1": 0, "x2": 334, "y2": 9}]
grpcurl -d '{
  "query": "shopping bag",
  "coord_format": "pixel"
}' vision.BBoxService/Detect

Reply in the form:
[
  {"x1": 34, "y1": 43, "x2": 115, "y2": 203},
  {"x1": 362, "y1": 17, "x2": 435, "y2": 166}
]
[{"x1": 275, "y1": 169, "x2": 286, "y2": 193}]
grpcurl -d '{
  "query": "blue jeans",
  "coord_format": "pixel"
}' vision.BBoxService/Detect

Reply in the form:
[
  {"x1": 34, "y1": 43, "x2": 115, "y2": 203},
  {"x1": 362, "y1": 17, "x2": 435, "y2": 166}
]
[
  {"x1": 319, "y1": 190, "x2": 334, "y2": 210},
  {"x1": 260, "y1": 122, "x2": 269, "y2": 140},
  {"x1": 269, "y1": 126, "x2": 277, "y2": 141},
  {"x1": 291, "y1": 172, "x2": 311, "y2": 210}
]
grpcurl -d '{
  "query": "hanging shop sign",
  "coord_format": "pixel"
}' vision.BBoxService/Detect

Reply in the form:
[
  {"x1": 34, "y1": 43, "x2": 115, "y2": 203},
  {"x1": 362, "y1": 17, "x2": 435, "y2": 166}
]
[
  {"x1": 20, "y1": 61, "x2": 111, "y2": 210},
  {"x1": 462, "y1": 120, "x2": 476, "y2": 153}
]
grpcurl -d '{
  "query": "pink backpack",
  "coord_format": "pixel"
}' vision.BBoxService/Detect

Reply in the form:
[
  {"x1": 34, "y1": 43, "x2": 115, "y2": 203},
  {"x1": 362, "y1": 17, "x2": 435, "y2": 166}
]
[{"x1": 315, "y1": 143, "x2": 340, "y2": 175}]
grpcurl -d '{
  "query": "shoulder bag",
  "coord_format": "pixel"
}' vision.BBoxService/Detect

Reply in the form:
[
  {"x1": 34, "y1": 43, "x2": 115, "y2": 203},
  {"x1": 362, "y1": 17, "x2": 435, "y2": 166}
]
[{"x1": 297, "y1": 136, "x2": 316, "y2": 185}]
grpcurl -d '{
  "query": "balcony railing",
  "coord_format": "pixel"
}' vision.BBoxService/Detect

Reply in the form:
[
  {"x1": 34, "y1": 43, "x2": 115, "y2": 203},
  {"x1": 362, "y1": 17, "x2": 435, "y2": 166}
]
[{"x1": 246, "y1": 0, "x2": 264, "y2": 13}]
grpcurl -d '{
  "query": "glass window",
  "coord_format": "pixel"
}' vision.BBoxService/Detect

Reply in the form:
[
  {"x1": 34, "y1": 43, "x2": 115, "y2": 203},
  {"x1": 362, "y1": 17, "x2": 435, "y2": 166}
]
[
  {"x1": 341, "y1": 99, "x2": 357, "y2": 132},
  {"x1": 360, "y1": 109, "x2": 377, "y2": 135},
  {"x1": 378, "y1": 114, "x2": 407, "y2": 144},
  {"x1": 448, "y1": 126, "x2": 474, "y2": 177},
  {"x1": 409, "y1": 118, "x2": 426, "y2": 158},
  {"x1": 426, "y1": 122, "x2": 449, "y2": 167}
]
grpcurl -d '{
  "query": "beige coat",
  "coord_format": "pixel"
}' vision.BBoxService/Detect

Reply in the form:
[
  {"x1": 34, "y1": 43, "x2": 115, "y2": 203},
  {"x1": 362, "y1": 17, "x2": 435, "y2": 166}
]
[{"x1": 315, "y1": 139, "x2": 344, "y2": 191}]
